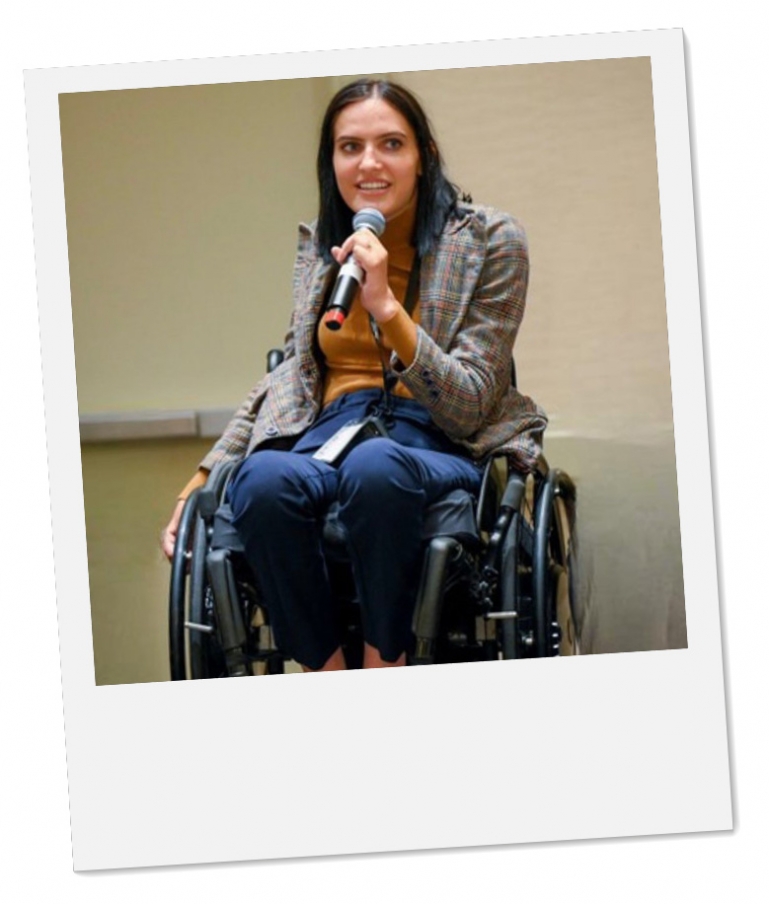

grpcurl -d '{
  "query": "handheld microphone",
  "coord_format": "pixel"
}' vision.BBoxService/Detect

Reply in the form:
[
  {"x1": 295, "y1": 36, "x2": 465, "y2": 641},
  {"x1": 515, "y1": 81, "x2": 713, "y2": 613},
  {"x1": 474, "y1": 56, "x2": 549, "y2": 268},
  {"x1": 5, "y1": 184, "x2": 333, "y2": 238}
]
[{"x1": 324, "y1": 207, "x2": 387, "y2": 331}]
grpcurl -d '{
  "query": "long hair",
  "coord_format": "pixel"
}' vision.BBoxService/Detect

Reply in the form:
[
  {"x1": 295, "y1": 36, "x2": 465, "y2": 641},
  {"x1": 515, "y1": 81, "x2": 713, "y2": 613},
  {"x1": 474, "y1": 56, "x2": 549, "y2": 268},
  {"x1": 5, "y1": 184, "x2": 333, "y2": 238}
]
[{"x1": 315, "y1": 78, "x2": 467, "y2": 261}]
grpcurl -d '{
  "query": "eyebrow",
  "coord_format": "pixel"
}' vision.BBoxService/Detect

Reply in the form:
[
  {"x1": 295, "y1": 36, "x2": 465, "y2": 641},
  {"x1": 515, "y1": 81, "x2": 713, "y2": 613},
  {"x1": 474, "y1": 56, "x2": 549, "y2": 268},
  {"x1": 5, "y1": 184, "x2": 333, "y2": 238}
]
[{"x1": 335, "y1": 130, "x2": 408, "y2": 142}]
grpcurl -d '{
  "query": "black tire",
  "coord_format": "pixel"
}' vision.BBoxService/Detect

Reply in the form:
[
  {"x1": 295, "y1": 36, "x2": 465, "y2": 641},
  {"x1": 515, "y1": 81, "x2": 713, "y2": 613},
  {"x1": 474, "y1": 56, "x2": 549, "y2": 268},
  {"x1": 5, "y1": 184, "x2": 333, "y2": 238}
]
[
  {"x1": 533, "y1": 471, "x2": 556, "y2": 656},
  {"x1": 551, "y1": 492, "x2": 579, "y2": 655},
  {"x1": 499, "y1": 511, "x2": 521, "y2": 659},
  {"x1": 168, "y1": 490, "x2": 201, "y2": 680},
  {"x1": 187, "y1": 514, "x2": 221, "y2": 678},
  {"x1": 173, "y1": 462, "x2": 238, "y2": 680},
  {"x1": 187, "y1": 464, "x2": 236, "y2": 679},
  {"x1": 531, "y1": 469, "x2": 579, "y2": 657}
]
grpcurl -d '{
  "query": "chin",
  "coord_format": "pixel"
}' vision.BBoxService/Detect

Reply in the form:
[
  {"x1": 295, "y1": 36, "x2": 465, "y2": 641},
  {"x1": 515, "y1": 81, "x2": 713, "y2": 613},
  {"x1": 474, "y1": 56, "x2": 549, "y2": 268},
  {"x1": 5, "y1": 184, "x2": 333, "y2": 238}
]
[{"x1": 356, "y1": 197, "x2": 388, "y2": 211}]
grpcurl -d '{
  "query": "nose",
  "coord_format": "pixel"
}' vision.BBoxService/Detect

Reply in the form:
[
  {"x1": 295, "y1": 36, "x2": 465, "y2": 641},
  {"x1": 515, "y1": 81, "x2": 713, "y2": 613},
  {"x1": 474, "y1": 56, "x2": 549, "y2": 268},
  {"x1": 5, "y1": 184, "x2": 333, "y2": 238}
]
[{"x1": 359, "y1": 143, "x2": 381, "y2": 170}]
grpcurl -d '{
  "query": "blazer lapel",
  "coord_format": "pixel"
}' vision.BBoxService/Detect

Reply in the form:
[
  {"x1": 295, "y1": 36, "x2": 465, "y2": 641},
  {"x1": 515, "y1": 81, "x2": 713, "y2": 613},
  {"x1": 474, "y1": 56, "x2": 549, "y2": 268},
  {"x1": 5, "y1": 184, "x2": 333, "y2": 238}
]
[
  {"x1": 419, "y1": 210, "x2": 486, "y2": 349},
  {"x1": 296, "y1": 257, "x2": 334, "y2": 396}
]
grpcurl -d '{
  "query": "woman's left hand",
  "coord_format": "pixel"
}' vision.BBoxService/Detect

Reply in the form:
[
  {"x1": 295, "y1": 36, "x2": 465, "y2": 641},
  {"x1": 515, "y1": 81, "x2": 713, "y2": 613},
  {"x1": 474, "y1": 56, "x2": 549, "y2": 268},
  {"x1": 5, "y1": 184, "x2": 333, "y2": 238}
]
[{"x1": 331, "y1": 229, "x2": 399, "y2": 323}]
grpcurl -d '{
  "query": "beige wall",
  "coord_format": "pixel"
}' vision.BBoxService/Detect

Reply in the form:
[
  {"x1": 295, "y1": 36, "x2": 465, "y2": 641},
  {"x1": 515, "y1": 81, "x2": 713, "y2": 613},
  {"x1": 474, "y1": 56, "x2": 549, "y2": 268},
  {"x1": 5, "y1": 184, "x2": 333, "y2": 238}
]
[
  {"x1": 61, "y1": 77, "x2": 328, "y2": 412},
  {"x1": 398, "y1": 61, "x2": 669, "y2": 440},
  {"x1": 61, "y1": 60, "x2": 685, "y2": 684},
  {"x1": 62, "y1": 60, "x2": 669, "y2": 436}
]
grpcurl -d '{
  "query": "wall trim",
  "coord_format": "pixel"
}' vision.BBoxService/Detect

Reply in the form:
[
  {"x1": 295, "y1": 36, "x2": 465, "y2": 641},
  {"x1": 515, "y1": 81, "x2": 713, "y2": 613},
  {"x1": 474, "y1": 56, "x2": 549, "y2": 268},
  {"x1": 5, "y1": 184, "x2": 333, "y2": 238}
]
[{"x1": 79, "y1": 408, "x2": 232, "y2": 443}]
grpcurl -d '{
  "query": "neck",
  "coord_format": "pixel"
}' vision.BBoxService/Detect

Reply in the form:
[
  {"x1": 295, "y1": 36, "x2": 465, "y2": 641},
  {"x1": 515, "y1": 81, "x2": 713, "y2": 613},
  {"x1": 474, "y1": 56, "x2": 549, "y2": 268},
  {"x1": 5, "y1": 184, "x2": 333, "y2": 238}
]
[{"x1": 382, "y1": 198, "x2": 417, "y2": 252}]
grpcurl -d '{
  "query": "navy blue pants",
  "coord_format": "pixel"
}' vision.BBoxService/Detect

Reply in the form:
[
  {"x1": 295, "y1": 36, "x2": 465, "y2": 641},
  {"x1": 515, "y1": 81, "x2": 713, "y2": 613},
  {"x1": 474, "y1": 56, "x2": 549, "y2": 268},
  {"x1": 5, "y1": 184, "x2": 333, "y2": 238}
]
[{"x1": 227, "y1": 390, "x2": 482, "y2": 669}]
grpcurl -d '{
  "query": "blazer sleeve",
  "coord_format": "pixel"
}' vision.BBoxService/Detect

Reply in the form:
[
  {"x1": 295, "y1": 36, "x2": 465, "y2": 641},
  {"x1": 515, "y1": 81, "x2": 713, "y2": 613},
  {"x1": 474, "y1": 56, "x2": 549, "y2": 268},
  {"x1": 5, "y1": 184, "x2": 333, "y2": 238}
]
[{"x1": 394, "y1": 212, "x2": 529, "y2": 439}]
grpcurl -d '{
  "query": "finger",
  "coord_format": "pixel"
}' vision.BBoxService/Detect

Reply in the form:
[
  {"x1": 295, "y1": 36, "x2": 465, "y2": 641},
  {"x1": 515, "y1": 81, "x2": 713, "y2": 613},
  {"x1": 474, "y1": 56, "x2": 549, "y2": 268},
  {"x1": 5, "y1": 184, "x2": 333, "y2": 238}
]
[
  {"x1": 342, "y1": 229, "x2": 380, "y2": 258},
  {"x1": 355, "y1": 225, "x2": 381, "y2": 241},
  {"x1": 354, "y1": 230, "x2": 381, "y2": 253},
  {"x1": 337, "y1": 236, "x2": 357, "y2": 259}
]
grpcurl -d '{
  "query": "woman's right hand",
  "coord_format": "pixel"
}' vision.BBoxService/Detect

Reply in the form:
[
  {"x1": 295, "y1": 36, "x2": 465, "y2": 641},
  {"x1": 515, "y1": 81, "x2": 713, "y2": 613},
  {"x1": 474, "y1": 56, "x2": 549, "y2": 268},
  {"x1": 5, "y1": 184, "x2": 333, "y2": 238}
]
[
  {"x1": 161, "y1": 498, "x2": 187, "y2": 562},
  {"x1": 331, "y1": 230, "x2": 398, "y2": 324}
]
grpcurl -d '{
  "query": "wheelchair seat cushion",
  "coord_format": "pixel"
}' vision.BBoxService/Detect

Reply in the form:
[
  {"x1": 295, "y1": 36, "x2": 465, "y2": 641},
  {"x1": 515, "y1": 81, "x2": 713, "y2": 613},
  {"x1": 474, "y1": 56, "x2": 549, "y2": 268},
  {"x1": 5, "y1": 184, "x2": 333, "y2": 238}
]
[{"x1": 210, "y1": 488, "x2": 480, "y2": 557}]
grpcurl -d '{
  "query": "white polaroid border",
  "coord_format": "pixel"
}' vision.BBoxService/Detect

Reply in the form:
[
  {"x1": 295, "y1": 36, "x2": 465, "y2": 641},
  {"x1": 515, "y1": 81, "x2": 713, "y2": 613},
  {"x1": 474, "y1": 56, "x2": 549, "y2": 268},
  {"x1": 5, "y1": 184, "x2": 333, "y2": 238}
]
[{"x1": 25, "y1": 29, "x2": 731, "y2": 871}]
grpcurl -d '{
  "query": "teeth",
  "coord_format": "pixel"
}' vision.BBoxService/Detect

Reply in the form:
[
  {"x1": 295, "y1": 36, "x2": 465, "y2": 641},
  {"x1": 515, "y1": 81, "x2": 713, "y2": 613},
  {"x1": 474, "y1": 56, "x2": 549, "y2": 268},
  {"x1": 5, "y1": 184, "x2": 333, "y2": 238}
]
[{"x1": 360, "y1": 182, "x2": 388, "y2": 189}]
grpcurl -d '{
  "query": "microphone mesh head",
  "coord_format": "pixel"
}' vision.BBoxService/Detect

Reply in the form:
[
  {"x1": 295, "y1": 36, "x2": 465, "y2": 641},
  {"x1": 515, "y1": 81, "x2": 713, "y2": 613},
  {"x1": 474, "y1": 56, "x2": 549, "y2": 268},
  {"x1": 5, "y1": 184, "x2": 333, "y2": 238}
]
[{"x1": 352, "y1": 207, "x2": 386, "y2": 237}]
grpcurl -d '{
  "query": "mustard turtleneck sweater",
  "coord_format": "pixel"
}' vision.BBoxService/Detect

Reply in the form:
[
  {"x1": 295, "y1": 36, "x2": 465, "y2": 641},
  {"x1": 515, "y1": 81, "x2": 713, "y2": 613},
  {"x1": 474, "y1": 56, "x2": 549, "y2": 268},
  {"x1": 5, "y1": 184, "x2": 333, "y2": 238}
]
[
  {"x1": 318, "y1": 201, "x2": 419, "y2": 406},
  {"x1": 177, "y1": 204, "x2": 420, "y2": 501}
]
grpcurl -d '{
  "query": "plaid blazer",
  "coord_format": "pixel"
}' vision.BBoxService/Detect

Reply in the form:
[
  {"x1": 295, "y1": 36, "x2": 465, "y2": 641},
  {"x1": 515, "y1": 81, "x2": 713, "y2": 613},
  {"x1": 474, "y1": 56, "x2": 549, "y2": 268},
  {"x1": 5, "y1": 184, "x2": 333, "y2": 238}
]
[{"x1": 200, "y1": 204, "x2": 547, "y2": 473}]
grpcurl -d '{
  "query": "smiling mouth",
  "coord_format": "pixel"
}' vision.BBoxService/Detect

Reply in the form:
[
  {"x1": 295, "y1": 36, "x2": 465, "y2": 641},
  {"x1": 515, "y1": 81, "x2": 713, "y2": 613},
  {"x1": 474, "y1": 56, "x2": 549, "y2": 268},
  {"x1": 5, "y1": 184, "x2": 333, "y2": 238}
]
[{"x1": 358, "y1": 182, "x2": 390, "y2": 190}]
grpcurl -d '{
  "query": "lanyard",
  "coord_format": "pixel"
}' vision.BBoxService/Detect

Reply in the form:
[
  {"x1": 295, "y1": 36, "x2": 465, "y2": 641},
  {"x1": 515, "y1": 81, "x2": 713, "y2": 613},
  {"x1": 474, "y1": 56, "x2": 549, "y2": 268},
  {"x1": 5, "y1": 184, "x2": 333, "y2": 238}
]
[{"x1": 368, "y1": 255, "x2": 421, "y2": 425}]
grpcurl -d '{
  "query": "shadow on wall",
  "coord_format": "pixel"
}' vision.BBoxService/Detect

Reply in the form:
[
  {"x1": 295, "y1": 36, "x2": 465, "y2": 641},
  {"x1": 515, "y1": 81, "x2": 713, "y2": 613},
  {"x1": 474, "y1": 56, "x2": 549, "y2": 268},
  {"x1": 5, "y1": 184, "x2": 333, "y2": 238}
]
[{"x1": 548, "y1": 432, "x2": 686, "y2": 655}]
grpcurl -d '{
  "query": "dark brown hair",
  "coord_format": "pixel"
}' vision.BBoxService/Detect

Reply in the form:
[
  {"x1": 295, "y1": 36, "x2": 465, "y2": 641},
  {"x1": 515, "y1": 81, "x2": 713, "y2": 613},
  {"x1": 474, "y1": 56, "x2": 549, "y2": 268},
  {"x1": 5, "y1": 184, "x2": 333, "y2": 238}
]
[{"x1": 315, "y1": 78, "x2": 465, "y2": 260}]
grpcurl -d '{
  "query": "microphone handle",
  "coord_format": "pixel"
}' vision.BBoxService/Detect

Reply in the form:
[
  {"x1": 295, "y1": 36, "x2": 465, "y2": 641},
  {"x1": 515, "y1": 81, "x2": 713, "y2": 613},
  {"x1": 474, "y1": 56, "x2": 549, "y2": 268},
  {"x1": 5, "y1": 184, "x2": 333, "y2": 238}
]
[{"x1": 324, "y1": 257, "x2": 365, "y2": 331}]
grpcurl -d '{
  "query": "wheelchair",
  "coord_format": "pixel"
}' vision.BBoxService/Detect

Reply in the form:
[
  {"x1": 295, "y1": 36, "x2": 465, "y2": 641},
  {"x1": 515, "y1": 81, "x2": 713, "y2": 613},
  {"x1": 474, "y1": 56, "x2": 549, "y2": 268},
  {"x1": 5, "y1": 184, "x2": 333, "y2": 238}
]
[{"x1": 168, "y1": 353, "x2": 579, "y2": 678}]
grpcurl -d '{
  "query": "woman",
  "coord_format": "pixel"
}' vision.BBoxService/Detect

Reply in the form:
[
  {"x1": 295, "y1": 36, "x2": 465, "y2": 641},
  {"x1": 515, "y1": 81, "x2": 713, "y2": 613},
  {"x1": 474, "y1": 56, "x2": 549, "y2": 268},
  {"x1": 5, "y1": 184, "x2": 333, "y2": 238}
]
[{"x1": 162, "y1": 78, "x2": 547, "y2": 671}]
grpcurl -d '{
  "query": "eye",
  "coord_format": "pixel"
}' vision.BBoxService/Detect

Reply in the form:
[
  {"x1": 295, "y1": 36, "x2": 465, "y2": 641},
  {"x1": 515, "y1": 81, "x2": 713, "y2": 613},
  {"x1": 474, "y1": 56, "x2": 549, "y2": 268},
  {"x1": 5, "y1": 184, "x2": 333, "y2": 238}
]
[
  {"x1": 384, "y1": 137, "x2": 403, "y2": 150},
  {"x1": 338, "y1": 140, "x2": 360, "y2": 153}
]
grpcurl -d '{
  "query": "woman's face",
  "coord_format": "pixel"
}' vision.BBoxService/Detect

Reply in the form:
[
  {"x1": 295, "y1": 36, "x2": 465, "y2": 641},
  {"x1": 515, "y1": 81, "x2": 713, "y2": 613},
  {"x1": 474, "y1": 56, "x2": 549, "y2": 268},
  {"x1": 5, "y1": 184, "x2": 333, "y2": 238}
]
[{"x1": 332, "y1": 97, "x2": 422, "y2": 222}]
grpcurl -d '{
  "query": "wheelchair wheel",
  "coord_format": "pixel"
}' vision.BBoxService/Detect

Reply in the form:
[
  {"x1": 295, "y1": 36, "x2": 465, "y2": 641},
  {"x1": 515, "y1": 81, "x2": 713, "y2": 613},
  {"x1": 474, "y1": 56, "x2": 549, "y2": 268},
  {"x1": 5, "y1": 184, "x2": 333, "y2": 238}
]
[
  {"x1": 552, "y1": 494, "x2": 579, "y2": 655},
  {"x1": 499, "y1": 511, "x2": 521, "y2": 659},
  {"x1": 168, "y1": 489, "x2": 200, "y2": 680},
  {"x1": 186, "y1": 463, "x2": 241, "y2": 679},
  {"x1": 498, "y1": 466, "x2": 577, "y2": 659},
  {"x1": 187, "y1": 515, "x2": 226, "y2": 679},
  {"x1": 168, "y1": 494, "x2": 226, "y2": 680},
  {"x1": 536, "y1": 470, "x2": 578, "y2": 657}
]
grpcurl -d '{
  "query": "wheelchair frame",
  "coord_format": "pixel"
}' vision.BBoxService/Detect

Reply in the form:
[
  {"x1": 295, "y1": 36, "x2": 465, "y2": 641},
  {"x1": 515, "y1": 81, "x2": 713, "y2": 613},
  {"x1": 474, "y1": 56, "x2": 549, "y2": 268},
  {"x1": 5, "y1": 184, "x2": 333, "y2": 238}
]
[{"x1": 168, "y1": 436, "x2": 579, "y2": 679}]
